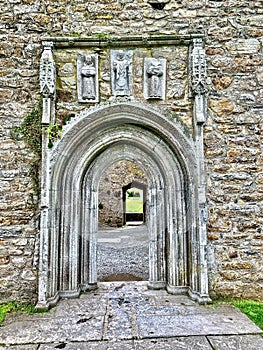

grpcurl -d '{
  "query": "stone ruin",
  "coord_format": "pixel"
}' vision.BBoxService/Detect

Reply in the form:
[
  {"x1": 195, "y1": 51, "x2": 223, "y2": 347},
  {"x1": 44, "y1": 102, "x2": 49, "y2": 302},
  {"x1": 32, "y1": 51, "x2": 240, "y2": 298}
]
[{"x1": 0, "y1": 1, "x2": 262, "y2": 307}]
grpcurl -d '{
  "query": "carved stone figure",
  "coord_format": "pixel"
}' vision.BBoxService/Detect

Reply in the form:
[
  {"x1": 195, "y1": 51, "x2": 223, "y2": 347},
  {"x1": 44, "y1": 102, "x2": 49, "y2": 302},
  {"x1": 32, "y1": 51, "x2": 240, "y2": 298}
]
[
  {"x1": 144, "y1": 58, "x2": 166, "y2": 100},
  {"x1": 111, "y1": 50, "x2": 132, "y2": 96},
  {"x1": 81, "y1": 55, "x2": 96, "y2": 100},
  {"x1": 77, "y1": 53, "x2": 98, "y2": 103},
  {"x1": 147, "y1": 61, "x2": 163, "y2": 98}
]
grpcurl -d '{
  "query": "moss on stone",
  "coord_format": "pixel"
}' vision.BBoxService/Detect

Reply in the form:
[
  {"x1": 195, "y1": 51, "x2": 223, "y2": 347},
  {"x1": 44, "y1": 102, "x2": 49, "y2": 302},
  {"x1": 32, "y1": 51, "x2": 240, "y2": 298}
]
[{"x1": 11, "y1": 101, "x2": 42, "y2": 197}]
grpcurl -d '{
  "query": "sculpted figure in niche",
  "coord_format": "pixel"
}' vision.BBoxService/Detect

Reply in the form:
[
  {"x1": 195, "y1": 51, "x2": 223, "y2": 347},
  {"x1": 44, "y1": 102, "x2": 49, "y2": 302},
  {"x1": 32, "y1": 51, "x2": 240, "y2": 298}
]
[
  {"x1": 77, "y1": 53, "x2": 98, "y2": 103},
  {"x1": 81, "y1": 55, "x2": 96, "y2": 100},
  {"x1": 147, "y1": 60, "x2": 163, "y2": 98},
  {"x1": 144, "y1": 57, "x2": 166, "y2": 100},
  {"x1": 111, "y1": 50, "x2": 132, "y2": 96}
]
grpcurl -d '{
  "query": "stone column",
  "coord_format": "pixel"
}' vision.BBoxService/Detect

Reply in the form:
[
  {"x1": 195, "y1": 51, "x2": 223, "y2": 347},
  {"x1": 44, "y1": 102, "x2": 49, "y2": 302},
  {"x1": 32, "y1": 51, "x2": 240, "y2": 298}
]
[
  {"x1": 148, "y1": 187, "x2": 166, "y2": 290},
  {"x1": 88, "y1": 189, "x2": 98, "y2": 285},
  {"x1": 190, "y1": 38, "x2": 210, "y2": 302},
  {"x1": 37, "y1": 41, "x2": 56, "y2": 309}
]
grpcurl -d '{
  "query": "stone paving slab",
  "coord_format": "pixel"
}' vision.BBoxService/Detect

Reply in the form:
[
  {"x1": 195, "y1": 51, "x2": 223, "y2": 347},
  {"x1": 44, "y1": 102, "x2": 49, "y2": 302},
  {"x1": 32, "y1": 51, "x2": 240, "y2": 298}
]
[
  {"x1": 135, "y1": 336, "x2": 212, "y2": 349},
  {"x1": 38, "y1": 341, "x2": 136, "y2": 350},
  {"x1": 208, "y1": 335, "x2": 263, "y2": 350},
  {"x1": 36, "y1": 337, "x2": 212, "y2": 350},
  {"x1": 0, "y1": 282, "x2": 262, "y2": 349},
  {"x1": 1, "y1": 347, "x2": 38, "y2": 350},
  {"x1": 0, "y1": 315, "x2": 104, "y2": 345},
  {"x1": 2, "y1": 336, "x2": 263, "y2": 350},
  {"x1": 137, "y1": 305, "x2": 260, "y2": 338},
  {"x1": 53, "y1": 295, "x2": 107, "y2": 318}
]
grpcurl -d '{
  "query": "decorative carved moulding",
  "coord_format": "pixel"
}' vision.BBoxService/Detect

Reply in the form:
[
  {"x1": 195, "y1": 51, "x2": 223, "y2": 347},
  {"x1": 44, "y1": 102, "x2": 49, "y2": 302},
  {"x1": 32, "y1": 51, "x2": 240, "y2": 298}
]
[
  {"x1": 190, "y1": 38, "x2": 207, "y2": 124},
  {"x1": 190, "y1": 38, "x2": 207, "y2": 96},
  {"x1": 40, "y1": 41, "x2": 56, "y2": 125},
  {"x1": 77, "y1": 53, "x2": 99, "y2": 103},
  {"x1": 111, "y1": 50, "x2": 133, "y2": 97},
  {"x1": 40, "y1": 41, "x2": 56, "y2": 98},
  {"x1": 144, "y1": 58, "x2": 166, "y2": 100},
  {"x1": 42, "y1": 34, "x2": 204, "y2": 48}
]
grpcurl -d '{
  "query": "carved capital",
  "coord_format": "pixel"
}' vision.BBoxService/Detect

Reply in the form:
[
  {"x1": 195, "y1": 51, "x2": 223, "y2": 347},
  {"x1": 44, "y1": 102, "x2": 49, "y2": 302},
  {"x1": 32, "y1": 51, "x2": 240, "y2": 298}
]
[{"x1": 40, "y1": 42, "x2": 56, "y2": 98}]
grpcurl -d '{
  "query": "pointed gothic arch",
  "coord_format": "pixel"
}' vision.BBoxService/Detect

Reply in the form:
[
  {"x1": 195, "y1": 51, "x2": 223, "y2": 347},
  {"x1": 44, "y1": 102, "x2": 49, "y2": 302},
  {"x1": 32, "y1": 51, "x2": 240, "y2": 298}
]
[{"x1": 37, "y1": 102, "x2": 210, "y2": 309}]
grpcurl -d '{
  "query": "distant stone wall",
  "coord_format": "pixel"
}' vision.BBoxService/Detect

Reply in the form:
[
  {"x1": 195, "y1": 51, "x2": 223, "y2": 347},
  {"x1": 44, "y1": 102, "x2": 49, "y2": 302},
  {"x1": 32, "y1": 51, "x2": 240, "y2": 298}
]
[
  {"x1": 98, "y1": 160, "x2": 147, "y2": 227},
  {"x1": 0, "y1": 1, "x2": 262, "y2": 302}
]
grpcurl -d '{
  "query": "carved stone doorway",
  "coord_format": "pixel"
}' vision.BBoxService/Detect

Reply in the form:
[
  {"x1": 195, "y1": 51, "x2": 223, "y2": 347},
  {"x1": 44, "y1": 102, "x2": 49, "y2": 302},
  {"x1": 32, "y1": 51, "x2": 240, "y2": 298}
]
[{"x1": 37, "y1": 103, "x2": 210, "y2": 309}]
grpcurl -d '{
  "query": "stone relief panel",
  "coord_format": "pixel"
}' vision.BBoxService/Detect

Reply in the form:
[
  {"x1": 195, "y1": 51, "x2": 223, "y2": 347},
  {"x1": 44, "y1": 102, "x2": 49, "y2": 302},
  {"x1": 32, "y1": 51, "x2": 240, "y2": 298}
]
[
  {"x1": 144, "y1": 58, "x2": 166, "y2": 100},
  {"x1": 53, "y1": 45, "x2": 192, "y2": 131},
  {"x1": 77, "y1": 53, "x2": 99, "y2": 103},
  {"x1": 111, "y1": 50, "x2": 133, "y2": 96}
]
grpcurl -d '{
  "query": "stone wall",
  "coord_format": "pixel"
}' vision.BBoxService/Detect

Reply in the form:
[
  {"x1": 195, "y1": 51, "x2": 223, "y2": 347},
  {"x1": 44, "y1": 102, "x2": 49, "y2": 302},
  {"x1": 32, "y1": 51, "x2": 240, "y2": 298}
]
[
  {"x1": 0, "y1": 1, "x2": 262, "y2": 302},
  {"x1": 98, "y1": 160, "x2": 147, "y2": 227}
]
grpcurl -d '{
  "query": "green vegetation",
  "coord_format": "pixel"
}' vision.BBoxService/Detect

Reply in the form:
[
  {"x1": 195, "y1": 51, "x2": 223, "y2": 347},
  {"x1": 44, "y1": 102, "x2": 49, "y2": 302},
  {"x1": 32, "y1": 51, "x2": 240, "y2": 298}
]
[
  {"x1": 126, "y1": 199, "x2": 143, "y2": 213},
  {"x1": 11, "y1": 100, "x2": 42, "y2": 197},
  {"x1": 94, "y1": 33, "x2": 108, "y2": 39},
  {"x1": 47, "y1": 123, "x2": 62, "y2": 148},
  {"x1": 47, "y1": 113, "x2": 75, "y2": 148},
  {"x1": 164, "y1": 109, "x2": 191, "y2": 138},
  {"x1": 231, "y1": 299, "x2": 263, "y2": 330},
  {"x1": 213, "y1": 298, "x2": 263, "y2": 331},
  {"x1": 127, "y1": 190, "x2": 141, "y2": 198},
  {"x1": 0, "y1": 301, "x2": 47, "y2": 325}
]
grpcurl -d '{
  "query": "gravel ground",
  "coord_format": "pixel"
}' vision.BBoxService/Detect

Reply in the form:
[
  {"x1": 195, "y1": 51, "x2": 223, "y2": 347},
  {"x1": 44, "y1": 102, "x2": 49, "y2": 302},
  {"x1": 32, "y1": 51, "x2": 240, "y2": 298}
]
[{"x1": 97, "y1": 225, "x2": 149, "y2": 281}]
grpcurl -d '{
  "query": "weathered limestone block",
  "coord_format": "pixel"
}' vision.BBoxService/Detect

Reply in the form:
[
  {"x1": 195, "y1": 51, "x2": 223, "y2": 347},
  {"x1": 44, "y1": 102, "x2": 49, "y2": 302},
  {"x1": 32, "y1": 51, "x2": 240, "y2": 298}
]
[
  {"x1": 0, "y1": 89, "x2": 13, "y2": 103},
  {"x1": 212, "y1": 76, "x2": 233, "y2": 90},
  {"x1": 210, "y1": 99, "x2": 236, "y2": 115},
  {"x1": 256, "y1": 67, "x2": 263, "y2": 85},
  {"x1": 226, "y1": 39, "x2": 261, "y2": 54}
]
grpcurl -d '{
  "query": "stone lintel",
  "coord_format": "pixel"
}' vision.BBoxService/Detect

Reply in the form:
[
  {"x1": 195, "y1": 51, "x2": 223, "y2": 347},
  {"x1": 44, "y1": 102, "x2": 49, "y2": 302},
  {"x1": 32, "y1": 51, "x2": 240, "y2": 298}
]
[{"x1": 42, "y1": 34, "x2": 205, "y2": 48}]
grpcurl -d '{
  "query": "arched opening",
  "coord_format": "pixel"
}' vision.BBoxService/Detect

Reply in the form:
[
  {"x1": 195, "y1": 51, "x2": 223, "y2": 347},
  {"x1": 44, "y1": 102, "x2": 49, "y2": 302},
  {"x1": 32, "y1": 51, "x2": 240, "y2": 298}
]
[
  {"x1": 97, "y1": 160, "x2": 148, "y2": 282},
  {"x1": 98, "y1": 160, "x2": 147, "y2": 227},
  {"x1": 37, "y1": 102, "x2": 210, "y2": 309},
  {"x1": 123, "y1": 181, "x2": 147, "y2": 225}
]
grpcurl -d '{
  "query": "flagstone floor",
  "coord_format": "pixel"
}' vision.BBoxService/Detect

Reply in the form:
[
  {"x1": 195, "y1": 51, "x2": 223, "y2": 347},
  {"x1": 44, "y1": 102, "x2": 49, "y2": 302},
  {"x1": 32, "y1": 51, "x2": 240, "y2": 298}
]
[{"x1": 0, "y1": 281, "x2": 262, "y2": 349}]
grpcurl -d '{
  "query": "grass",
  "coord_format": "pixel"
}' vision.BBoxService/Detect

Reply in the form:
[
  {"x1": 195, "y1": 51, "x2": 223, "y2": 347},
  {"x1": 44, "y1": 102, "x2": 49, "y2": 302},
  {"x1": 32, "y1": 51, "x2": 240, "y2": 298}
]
[
  {"x1": 231, "y1": 299, "x2": 263, "y2": 330},
  {"x1": 0, "y1": 301, "x2": 47, "y2": 325},
  {"x1": 213, "y1": 298, "x2": 263, "y2": 331},
  {"x1": 126, "y1": 199, "x2": 143, "y2": 213}
]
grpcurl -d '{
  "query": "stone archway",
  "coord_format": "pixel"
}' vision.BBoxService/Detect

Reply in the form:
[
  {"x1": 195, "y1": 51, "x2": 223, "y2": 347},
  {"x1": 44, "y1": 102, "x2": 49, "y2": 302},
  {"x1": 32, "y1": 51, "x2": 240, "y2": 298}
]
[{"x1": 37, "y1": 102, "x2": 210, "y2": 309}]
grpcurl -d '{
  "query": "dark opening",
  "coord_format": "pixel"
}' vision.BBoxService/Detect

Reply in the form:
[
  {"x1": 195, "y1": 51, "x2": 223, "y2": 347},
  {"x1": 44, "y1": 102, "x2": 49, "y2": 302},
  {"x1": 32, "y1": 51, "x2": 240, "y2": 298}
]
[{"x1": 149, "y1": 2, "x2": 166, "y2": 10}]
